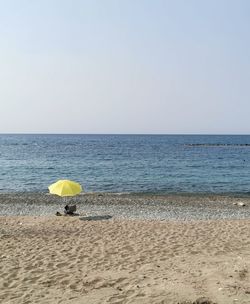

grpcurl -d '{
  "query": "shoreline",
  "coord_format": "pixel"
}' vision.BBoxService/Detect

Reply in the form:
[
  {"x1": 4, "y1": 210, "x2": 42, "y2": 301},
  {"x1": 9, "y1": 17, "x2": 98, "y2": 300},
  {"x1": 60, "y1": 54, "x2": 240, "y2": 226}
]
[
  {"x1": 0, "y1": 192, "x2": 249, "y2": 220},
  {"x1": 1, "y1": 191, "x2": 250, "y2": 197}
]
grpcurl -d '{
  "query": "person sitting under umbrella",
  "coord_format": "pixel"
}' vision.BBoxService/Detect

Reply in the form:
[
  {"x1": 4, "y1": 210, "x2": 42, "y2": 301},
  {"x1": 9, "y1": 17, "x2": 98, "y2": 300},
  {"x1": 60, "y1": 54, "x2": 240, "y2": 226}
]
[{"x1": 64, "y1": 204, "x2": 77, "y2": 215}]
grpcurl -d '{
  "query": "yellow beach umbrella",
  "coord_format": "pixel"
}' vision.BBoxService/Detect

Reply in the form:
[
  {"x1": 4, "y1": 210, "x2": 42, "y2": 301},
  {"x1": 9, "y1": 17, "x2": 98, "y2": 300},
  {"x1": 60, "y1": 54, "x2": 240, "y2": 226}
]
[{"x1": 48, "y1": 180, "x2": 82, "y2": 197}]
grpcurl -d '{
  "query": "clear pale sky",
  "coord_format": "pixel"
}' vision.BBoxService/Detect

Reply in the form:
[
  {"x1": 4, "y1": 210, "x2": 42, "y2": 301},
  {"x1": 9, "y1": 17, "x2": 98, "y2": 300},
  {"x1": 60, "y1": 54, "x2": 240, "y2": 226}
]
[{"x1": 0, "y1": 0, "x2": 249, "y2": 134}]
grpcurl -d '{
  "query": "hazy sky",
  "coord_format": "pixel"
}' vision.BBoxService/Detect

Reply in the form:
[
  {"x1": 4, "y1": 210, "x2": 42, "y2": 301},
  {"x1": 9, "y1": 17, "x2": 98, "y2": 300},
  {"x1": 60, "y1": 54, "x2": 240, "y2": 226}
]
[{"x1": 0, "y1": 0, "x2": 250, "y2": 134}]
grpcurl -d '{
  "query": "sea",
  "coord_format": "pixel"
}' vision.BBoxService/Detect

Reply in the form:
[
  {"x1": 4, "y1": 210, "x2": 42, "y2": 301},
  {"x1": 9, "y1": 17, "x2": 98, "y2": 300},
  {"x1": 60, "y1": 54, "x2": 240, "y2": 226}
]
[{"x1": 0, "y1": 134, "x2": 249, "y2": 195}]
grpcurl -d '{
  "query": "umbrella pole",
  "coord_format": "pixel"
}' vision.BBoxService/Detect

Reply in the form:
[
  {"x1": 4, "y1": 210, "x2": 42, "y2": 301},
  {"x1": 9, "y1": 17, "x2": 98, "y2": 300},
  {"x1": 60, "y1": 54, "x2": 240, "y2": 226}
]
[{"x1": 63, "y1": 196, "x2": 68, "y2": 209}]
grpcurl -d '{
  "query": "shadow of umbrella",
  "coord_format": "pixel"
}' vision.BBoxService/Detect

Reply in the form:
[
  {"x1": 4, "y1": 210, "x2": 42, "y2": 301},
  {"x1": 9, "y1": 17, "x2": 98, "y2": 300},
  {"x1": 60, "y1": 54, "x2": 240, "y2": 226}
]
[{"x1": 79, "y1": 215, "x2": 113, "y2": 221}]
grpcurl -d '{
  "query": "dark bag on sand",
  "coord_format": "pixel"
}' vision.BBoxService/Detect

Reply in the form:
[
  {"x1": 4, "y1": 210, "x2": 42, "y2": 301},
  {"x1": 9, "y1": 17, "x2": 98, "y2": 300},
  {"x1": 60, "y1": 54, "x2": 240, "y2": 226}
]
[{"x1": 64, "y1": 204, "x2": 77, "y2": 215}]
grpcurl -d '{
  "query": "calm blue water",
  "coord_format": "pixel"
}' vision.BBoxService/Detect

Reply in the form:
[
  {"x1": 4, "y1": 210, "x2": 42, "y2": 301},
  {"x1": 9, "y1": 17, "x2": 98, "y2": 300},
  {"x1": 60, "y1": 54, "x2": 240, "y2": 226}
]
[{"x1": 0, "y1": 134, "x2": 249, "y2": 194}]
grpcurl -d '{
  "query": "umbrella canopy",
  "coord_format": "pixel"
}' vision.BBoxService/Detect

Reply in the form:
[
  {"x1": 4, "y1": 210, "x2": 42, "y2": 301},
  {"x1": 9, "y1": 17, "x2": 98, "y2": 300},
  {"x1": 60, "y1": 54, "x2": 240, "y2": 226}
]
[{"x1": 48, "y1": 180, "x2": 82, "y2": 197}]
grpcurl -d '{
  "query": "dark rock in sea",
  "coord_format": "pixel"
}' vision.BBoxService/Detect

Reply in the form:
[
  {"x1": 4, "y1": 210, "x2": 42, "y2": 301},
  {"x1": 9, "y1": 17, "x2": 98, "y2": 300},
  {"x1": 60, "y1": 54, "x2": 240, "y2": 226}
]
[{"x1": 186, "y1": 143, "x2": 250, "y2": 147}]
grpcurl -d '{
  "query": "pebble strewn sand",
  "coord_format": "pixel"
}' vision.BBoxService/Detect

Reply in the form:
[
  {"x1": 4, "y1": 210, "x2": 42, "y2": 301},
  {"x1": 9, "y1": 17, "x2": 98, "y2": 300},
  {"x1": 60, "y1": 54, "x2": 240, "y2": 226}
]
[
  {"x1": 1, "y1": 216, "x2": 250, "y2": 304},
  {"x1": 0, "y1": 193, "x2": 250, "y2": 220}
]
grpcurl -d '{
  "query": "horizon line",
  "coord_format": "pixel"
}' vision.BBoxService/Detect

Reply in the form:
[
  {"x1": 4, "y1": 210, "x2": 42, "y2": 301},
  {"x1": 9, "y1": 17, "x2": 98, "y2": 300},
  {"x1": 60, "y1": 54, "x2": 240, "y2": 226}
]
[{"x1": 0, "y1": 133, "x2": 250, "y2": 136}]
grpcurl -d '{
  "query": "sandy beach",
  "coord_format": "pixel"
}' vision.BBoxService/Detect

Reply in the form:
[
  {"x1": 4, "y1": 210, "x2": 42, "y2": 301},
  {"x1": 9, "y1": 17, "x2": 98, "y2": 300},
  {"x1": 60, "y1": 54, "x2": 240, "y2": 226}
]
[{"x1": 1, "y1": 214, "x2": 250, "y2": 304}]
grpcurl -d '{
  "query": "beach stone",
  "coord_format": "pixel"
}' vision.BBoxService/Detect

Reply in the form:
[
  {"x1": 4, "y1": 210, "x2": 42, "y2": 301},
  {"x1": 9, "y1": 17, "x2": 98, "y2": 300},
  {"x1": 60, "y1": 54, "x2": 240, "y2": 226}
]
[
  {"x1": 234, "y1": 202, "x2": 246, "y2": 207},
  {"x1": 237, "y1": 202, "x2": 246, "y2": 207},
  {"x1": 193, "y1": 297, "x2": 215, "y2": 304}
]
